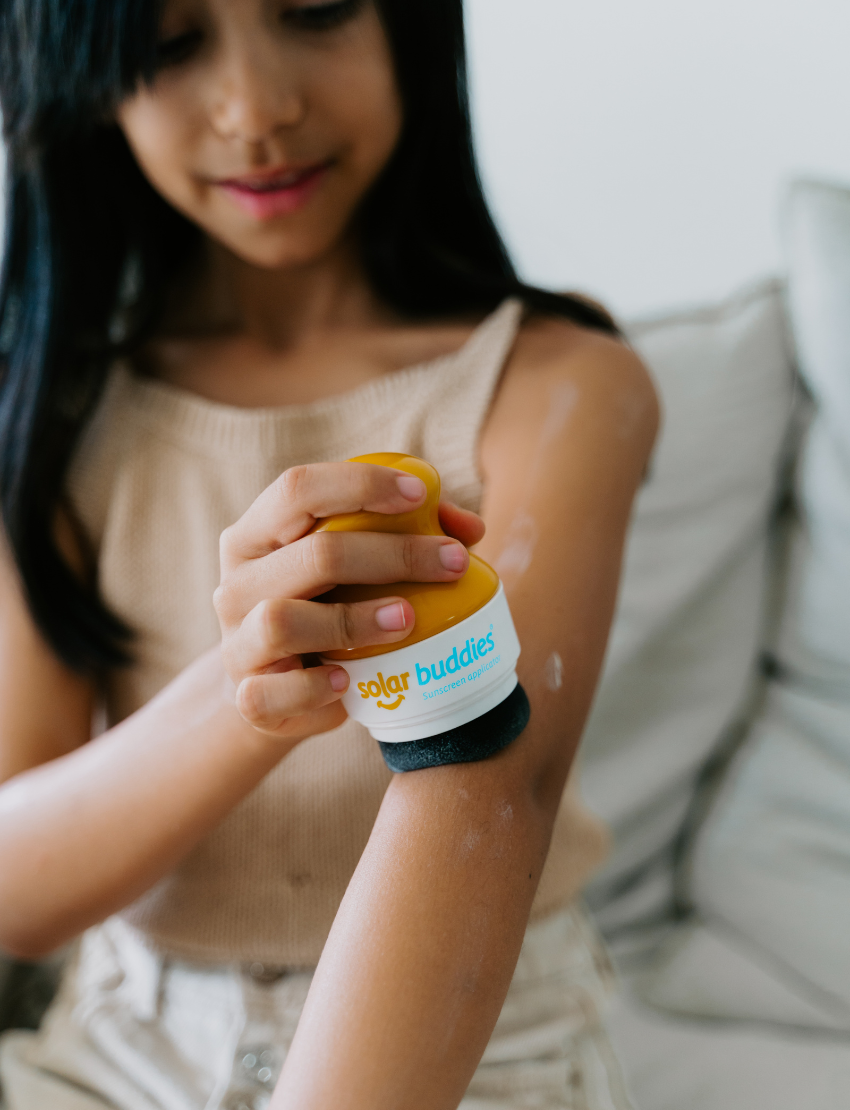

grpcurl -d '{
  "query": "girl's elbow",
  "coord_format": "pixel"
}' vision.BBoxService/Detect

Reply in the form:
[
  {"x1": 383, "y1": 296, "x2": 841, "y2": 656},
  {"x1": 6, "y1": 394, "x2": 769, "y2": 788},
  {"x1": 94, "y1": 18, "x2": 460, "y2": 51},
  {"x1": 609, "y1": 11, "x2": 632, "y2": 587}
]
[
  {"x1": 0, "y1": 905, "x2": 70, "y2": 962},
  {"x1": 0, "y1": 929, "x2": 52, "y2": 962}
]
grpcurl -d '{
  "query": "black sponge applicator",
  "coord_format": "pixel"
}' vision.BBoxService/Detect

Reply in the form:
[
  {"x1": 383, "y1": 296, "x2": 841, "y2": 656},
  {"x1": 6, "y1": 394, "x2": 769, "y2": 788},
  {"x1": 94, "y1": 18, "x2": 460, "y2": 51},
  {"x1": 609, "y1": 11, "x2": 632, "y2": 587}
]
[{"x1": 378, "y1": 682, "x2": 531, "y2": 772}]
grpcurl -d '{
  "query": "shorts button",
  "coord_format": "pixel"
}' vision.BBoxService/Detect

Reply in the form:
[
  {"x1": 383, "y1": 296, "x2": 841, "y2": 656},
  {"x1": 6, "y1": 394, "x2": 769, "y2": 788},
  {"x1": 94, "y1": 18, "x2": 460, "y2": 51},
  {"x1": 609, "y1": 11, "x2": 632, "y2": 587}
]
[
  {"x1": 240, "y1": 1045, "x2": 281, "y2": 1086},
  {"x1": 246, "y1": 961, "x2": 287, "y2": 984}
]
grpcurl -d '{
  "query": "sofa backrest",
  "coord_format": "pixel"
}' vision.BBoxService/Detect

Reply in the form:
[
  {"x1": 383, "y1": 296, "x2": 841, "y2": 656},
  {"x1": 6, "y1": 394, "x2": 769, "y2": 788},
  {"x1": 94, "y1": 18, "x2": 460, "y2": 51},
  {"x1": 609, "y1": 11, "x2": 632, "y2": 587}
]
[{"x1": 581, "y1": 279, "x2": 798, "y2": 937}]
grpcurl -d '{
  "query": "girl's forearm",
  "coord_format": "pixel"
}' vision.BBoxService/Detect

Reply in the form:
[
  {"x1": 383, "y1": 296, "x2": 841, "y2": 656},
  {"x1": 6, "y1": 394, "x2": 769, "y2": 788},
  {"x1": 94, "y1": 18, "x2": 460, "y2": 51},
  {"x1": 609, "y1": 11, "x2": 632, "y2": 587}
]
[
  {"x1": 272, "y1": 754, "x2": 554, "y2": 1110},
  {"x1": 0, "y1": 649, "x2": 284, "y2": 958}
]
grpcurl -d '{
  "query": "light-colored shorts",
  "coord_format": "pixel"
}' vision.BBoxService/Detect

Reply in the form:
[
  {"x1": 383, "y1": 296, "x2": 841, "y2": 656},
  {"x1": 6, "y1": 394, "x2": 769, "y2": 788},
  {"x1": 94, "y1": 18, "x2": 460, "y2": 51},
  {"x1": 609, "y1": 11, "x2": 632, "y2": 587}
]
[{"x1": 0, "y1": 903, "x2": 632, "y2": 1110}]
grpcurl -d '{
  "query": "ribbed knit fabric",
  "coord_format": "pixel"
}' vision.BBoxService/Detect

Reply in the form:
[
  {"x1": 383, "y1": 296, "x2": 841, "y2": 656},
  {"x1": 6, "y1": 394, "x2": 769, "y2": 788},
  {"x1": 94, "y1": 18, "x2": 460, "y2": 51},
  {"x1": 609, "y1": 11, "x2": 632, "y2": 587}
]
[{"x1": 66, "y1": 298, "x2": 609, "y2": 966}]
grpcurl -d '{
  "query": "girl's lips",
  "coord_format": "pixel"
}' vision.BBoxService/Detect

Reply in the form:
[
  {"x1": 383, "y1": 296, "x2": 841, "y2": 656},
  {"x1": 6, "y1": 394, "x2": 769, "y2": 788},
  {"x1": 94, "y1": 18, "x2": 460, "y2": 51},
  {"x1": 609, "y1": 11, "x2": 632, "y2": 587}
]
[{"x1": 216, "y1": 162, "x2": 331, "y2": 220}]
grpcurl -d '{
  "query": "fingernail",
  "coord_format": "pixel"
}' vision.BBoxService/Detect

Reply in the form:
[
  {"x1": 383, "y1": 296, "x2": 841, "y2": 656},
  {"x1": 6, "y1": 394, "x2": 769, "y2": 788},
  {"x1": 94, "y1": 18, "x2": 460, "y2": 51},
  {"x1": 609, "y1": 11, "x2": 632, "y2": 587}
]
[
  {"x1": 329, "y1": 668, "x2": 349, "y2": 693},
  {"x1": 439, "y1": 544, "x2": 466, "y2": 573},
  {"x1": 376, "y1": 602, "x2": 407, "y2": 632},
  {"x1": 397, "y1": 475, "x2": 426, "y2": 502}
]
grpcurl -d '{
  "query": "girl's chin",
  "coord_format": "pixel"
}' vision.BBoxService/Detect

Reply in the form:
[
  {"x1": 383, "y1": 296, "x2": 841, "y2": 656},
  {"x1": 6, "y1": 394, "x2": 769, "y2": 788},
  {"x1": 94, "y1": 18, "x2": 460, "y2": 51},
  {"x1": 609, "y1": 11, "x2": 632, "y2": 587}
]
[{"x1": 204, "y1": 228, "x2": 341, "y2": 271}]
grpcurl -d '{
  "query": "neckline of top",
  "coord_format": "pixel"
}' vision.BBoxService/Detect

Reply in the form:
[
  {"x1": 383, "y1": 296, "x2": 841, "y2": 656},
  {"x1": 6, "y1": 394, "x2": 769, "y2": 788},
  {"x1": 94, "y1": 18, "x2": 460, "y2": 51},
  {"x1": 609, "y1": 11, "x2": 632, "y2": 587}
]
[{"x1": 117, "y1": 297, "x2": 524, "y2": 427}]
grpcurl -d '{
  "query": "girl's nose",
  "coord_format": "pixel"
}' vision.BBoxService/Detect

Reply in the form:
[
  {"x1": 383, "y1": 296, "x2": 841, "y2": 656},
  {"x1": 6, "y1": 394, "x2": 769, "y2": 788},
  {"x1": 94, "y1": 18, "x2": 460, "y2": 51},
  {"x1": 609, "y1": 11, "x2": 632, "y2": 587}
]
[{"x1": 209, "y1": 56, "x2": 305, "y2": 144}]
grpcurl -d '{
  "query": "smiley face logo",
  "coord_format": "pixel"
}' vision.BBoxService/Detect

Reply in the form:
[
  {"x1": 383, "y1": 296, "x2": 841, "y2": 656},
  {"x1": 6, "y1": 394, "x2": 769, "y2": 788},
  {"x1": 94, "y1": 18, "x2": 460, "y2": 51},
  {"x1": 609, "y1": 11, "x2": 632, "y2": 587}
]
[
  {"x1": 377, "y1": 695, "x2": 405, "y2": 711},
  {"x1": 358, "y1": 671, "x2": 410, "y2": 711}
]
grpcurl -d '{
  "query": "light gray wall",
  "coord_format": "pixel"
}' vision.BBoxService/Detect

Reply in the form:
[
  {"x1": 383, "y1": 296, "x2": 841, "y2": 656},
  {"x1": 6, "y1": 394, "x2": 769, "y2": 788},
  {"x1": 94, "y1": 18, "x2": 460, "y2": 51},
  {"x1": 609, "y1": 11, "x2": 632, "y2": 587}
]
[{"x1": 466, "y1": 0, "x2": 850, "y2": 316}]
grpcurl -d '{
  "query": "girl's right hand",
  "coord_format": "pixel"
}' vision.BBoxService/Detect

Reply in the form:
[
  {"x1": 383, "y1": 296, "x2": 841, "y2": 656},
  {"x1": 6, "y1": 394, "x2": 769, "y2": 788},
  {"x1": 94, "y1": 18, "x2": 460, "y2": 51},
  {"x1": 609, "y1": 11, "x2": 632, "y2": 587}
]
[{"x1": 215, "y1": 462, "x2": 477, "y2": 741}]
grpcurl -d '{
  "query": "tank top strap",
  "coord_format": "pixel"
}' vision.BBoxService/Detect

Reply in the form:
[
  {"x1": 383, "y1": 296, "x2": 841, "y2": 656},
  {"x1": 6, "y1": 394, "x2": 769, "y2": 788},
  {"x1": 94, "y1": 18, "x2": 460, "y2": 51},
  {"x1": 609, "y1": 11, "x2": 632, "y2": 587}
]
[{"x1": 422, "y1": 297, "x2": 525, "y2": 512}]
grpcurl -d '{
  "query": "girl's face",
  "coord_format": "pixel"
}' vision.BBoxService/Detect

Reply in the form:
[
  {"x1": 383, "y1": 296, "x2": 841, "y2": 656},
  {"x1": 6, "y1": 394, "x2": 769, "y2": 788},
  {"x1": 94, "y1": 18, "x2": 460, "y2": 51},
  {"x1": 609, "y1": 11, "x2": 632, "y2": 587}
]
[{"x1": 117, "y1": 0, "x2": 403, "y2": 269}]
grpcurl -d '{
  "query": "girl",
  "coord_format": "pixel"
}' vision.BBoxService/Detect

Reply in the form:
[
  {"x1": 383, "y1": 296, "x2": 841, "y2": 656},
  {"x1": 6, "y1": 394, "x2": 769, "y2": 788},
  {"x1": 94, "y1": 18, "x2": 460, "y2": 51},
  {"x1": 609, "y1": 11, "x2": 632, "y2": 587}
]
[{"x1": 0, "y1": 1, "x2": 657, "y2": 1107}]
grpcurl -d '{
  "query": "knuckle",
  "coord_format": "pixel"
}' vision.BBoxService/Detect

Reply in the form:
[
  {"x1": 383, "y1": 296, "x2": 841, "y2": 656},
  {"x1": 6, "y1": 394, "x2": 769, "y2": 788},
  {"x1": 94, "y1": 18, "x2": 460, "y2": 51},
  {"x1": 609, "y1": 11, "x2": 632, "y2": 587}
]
[
  {"x1": 213, "y1": 583, "x2": 235, "y2": 624},
  {"x1": 338, "y1": 605, "x2": 357, "y2": 647},
  {"x1": 276, "y1": 465, "x2": 310, "y2": 506},
  {"x1": 354, "y1": 461, "x2": 380, "y2": 500},
  {"x1": 219, "y1": 525, "x2": 238, "y2": 563},
  {"x1": 219, "y1": 639, "x2": 242, "y2": 682},
  {"x1": 306, "y1": 531, "x2": 344, "y2": 583},
  {"x1": 400, "y1": 533, "x2": 418, "y2": 577},
  {"x1": 257, "y1": 598, "x2": 287, "y2": 649},
  {"x1": 235, "y1": 678, "x2": 267, "y2": 726},
  {"x1": 212, "y1": 585, "x2": 225, "y2": 615}
]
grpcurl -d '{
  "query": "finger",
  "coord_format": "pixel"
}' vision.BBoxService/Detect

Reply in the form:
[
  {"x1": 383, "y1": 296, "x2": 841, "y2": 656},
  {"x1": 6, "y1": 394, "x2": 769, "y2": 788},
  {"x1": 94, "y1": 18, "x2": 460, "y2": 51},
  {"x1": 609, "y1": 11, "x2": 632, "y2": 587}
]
[
  {"x1": 270, "y1": 700, "x2": 348, "y2": 743},
  {"x1": 221, "y1": 462, "x2": 427, "y2": 567},
  {"x1": 236, "y1": 664, "x2": 350, "y2": 734},
  {"x1": 215, "y1": 531, "x2": 468, "y2": 625},
  {"x1": 439, "y1": 501, "x2": 486, "y2": 547},
  {"x1": 225, "y1": 596, "x2": 415, "y2": 674}
]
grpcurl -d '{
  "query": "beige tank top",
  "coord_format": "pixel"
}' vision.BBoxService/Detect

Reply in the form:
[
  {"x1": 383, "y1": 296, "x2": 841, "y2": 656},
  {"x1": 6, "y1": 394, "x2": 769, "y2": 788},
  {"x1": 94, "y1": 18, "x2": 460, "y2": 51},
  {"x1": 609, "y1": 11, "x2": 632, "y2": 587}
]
[{"x1": 67, "y1": 298, "x2": 609, "y2": 966}]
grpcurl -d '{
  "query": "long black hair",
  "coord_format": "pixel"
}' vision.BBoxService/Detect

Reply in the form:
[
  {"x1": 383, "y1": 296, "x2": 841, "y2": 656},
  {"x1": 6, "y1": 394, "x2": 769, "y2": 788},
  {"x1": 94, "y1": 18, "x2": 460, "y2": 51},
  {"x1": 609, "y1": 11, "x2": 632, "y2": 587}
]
[{"x1": 0, "y1": 0, "x2": 618, "y2": 675}]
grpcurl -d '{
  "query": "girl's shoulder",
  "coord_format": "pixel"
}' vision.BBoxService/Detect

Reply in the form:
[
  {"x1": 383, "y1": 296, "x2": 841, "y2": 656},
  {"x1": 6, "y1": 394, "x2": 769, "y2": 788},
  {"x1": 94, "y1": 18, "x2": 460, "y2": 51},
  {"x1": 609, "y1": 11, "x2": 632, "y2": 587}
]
[
  {"x1": 510, "y1": 311, "x2": 651, "y2": 397},
  {"x1": 482, "y1": 312, "x2": 659, "y2": 484}
]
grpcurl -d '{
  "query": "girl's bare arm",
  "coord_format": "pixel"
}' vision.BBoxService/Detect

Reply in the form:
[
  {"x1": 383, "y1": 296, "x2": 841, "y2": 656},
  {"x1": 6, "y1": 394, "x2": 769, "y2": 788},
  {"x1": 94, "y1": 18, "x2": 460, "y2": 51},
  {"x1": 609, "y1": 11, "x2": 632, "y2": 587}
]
[
  {"x1": 0, "y1": 573, "x2": 287, "y2": 958},
  {"x1": 271, "y1": 328, "x2": 659, "y2": 1110}
]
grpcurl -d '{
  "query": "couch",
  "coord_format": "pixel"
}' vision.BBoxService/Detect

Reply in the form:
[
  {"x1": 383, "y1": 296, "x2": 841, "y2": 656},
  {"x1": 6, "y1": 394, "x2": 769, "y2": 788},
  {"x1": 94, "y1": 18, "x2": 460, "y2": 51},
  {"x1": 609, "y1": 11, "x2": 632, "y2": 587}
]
[{"x1": 582, "y1": 179, "x2": 850, "y2": 1109}]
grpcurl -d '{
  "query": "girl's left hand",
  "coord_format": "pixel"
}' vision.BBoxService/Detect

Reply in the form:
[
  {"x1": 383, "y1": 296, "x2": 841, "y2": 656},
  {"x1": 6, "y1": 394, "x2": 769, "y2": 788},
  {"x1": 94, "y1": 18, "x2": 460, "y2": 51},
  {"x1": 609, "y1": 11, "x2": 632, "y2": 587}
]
[{"x1": 214, "y1": 462, "x2": 484, "y2": 743}]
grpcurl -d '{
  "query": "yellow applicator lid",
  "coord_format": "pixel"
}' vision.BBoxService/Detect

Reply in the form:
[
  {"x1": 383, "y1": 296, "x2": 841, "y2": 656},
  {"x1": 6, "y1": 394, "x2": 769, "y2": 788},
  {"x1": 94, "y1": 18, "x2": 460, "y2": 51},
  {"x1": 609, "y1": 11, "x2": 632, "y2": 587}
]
[{"x1": 315, "y1": 452, "x2": 498, "y2": 660}]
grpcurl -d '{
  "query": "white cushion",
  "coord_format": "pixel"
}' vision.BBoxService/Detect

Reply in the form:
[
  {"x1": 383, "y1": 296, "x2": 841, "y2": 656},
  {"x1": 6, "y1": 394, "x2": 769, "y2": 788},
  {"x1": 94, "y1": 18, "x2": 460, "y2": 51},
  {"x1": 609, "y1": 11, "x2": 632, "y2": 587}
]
[
  {"x1": 666, "y1": 180, "x2": 850, "y2": 1028},
  {"x1": 581, "y1": 280, "x2": 797, "y2": 932},
  {"x1": 607, "y1": 986, "x2": 850, "y2": 1110}
]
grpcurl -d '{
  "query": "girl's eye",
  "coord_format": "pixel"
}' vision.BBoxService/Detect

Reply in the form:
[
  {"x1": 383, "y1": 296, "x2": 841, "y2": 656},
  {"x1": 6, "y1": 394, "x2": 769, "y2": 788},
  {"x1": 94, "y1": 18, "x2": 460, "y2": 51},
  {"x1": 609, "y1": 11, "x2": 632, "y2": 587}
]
[
  {"x1": 283, "y1": 0, "x2": 365, "y2": 32},
  {"x1": 156, "y1": 28, "x2": 204, "y2": 69}
]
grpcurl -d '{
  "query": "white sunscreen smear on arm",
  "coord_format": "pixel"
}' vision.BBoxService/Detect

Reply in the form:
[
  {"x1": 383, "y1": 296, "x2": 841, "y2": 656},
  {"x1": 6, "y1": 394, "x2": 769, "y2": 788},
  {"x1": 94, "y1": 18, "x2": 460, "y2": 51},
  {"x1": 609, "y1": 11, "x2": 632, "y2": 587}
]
[
  {"x1": 544, "y1": 652, "x2": 564, "y2": 692},
  {"x1": 494, "y1": 510, "x2": 539, "y2": 581}
]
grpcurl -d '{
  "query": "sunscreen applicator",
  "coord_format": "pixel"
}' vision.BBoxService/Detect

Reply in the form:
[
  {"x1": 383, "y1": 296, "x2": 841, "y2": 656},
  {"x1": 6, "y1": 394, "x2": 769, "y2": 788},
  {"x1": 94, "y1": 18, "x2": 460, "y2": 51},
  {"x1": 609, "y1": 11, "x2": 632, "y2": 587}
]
[{"x1": 317, "y1": 453, "x2": 530, "y2": 772}]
